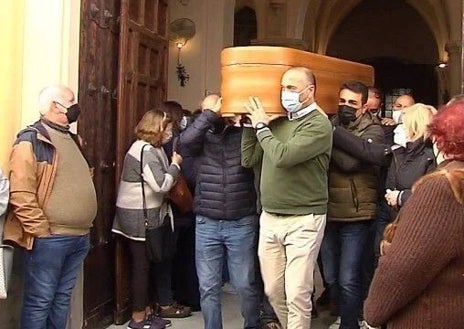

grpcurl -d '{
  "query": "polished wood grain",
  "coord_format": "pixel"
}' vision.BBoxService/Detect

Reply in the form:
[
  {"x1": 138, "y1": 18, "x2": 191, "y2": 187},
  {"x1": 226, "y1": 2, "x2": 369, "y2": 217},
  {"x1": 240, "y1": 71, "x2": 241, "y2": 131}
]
[{"x1": 221, "y1": 46, "x2": 374, "y2": 115}]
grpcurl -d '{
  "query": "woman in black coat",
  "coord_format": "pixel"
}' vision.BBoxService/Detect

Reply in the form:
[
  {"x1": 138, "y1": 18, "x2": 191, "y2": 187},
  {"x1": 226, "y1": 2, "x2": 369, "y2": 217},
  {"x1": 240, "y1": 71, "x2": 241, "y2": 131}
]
[{"x1": 384, "y1": 103, "x2": 437, "y2": 213}]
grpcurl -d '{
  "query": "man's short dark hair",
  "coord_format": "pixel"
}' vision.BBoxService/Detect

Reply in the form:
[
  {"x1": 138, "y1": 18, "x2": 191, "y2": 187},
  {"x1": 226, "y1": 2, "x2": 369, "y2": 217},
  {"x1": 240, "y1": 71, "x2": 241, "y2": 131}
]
[{"x1": 340, "y1": 81, "x2": 368, "y2": 105}]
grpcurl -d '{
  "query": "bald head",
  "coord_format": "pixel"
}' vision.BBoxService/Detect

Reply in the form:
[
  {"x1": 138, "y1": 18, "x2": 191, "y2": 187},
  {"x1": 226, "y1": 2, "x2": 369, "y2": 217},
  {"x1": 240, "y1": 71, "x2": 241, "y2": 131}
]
[
  {"x1": 282, "y1": 67, "x2": 316, "y2": 87},
  {"x1": 200, "y1": 93, "x2": 221, "y2": 111},
  {"x1": 393, "y1": 94, "x2": 415, "y2": 111}
]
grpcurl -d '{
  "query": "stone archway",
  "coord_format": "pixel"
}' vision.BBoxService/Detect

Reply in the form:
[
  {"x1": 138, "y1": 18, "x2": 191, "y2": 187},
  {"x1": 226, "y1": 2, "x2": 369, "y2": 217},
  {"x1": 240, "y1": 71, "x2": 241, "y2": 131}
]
[{"x1": 309, "y1": 0, "x2": 445, "y2": 106}]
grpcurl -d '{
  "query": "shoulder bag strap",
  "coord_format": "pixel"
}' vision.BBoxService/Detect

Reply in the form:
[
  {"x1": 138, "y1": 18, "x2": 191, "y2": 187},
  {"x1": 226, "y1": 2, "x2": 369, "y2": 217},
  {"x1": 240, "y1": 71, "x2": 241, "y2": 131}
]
[{"x1": 140, "y1": 144, "x2": 149, "y2": 228}]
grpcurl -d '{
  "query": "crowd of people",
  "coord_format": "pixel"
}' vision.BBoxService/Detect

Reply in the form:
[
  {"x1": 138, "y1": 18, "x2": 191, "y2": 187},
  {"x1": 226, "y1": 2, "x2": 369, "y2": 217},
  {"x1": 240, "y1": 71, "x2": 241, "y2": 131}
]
[{"x1": 1, "y1": 66, "x2": 463, "y2": 329}]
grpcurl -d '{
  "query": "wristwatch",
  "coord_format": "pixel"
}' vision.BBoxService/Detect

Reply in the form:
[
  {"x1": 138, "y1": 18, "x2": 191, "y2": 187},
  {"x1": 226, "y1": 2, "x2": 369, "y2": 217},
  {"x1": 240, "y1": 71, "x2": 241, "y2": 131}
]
[{"x1": 254, "y1": 122, "x2": 268, "y2": 130}]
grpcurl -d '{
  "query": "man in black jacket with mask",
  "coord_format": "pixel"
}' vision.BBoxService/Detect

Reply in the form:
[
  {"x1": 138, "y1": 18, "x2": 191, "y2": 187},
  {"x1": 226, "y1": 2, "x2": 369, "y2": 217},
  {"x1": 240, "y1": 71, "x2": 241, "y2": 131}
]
[
  {"x1": 180, "y1": 94, "x2": 260, "y2": 329},
  {"x1": 321, "y1": 81, "x2": 384, "y2": 329}
]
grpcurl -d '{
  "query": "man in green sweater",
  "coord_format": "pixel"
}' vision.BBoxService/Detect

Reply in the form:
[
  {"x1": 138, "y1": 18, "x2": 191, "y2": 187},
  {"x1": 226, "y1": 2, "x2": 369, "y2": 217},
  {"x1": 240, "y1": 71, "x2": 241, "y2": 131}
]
[{"x1": 242, "y1": 67, "x2": 332, "y2": 329}]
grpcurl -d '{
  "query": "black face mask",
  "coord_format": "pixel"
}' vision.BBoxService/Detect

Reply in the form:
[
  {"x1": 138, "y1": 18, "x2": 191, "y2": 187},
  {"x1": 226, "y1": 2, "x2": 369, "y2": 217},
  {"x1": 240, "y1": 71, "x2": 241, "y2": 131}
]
[
  {"x1": 338, "y1": 105, "x2": 358, "y2": 124},
  {"x1": 65, "y1": 104, "x2": 81, "y2": 123}
]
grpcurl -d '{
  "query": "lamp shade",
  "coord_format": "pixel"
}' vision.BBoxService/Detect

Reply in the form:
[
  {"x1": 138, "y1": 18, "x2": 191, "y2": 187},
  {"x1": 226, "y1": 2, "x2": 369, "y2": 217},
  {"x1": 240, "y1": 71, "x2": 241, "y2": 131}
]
[{"x1": 220, "y1": 46, "x2": 374, "y2": 116}]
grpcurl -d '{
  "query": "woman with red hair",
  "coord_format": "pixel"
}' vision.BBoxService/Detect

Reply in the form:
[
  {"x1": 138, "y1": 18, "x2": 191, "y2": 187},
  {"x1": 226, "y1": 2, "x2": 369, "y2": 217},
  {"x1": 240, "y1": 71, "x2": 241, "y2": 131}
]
[{"x1": 363, "y1": 100, "x2": 464, "y2": 328}]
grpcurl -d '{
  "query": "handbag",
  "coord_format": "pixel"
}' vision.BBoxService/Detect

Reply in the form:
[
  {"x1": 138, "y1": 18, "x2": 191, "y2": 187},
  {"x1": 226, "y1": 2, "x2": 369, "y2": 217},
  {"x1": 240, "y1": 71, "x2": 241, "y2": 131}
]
[
  {"x1": 380, "y1": 220, "x2": 398, "y2": 256},
  {"x1": 140, "y1": 145, "x2": 177, "y2": 263},
  {"x1": 168, "y1": 174, "x2": 193, "y2": 215},
  {"x1": 145, "y1": 219, "x2": 176, "y2": 263},
  {"x1": 168, "y1": 136, "x2": 193, "y2": 215},
  {"x1": 0, "y1": 214, "x2": 14, "y2": 299}
]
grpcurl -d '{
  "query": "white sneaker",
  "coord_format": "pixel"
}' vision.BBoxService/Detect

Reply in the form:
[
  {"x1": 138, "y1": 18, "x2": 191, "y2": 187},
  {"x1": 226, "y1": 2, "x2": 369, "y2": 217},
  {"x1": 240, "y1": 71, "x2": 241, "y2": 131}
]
[
  {"x1": 328, "y1": 316, "x2": 341, "y2": 329},
  {"x1": 360, "y1": 320, "x2": 379, "y2": 329},
  {"x1": 329, "y1": 317, "x2": 373, "y2": 329}
]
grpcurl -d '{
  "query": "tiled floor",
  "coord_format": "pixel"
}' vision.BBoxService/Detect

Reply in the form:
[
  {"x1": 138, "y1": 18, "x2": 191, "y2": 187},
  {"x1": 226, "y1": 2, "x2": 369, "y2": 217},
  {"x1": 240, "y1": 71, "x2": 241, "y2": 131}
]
[{"x1": 107, "y1": 270, "x2": 338, "y2": 329}]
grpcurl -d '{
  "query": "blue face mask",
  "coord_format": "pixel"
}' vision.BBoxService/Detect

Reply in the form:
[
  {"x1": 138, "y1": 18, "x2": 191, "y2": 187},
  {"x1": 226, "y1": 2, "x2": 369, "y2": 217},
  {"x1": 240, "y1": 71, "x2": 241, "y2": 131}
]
[{"x1": 281, "y1": 86, "x2": 310, "y2": 113}]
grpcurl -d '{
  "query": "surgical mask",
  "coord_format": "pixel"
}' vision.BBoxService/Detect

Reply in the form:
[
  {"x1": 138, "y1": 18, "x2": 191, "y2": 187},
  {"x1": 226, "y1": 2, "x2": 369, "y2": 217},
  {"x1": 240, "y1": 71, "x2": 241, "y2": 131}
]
[
  {"x1": 338, "y1": 105, "x2": 357, "y2": 124},
  {"x1": 393, "y1": 124, "x2": 407, "y2": 147},
  {"x1": 392, "y1": 110, "x2": 403, "y2": 124},
  {"x1": 179, "y1": 115, "x2": 192, "y2": 131},
  {"x1": 433, "y1": 142, "x2": 445, "y2": 165},
  {"x1": 281, "y1": 86, "x2": 309, "y2": 113}
]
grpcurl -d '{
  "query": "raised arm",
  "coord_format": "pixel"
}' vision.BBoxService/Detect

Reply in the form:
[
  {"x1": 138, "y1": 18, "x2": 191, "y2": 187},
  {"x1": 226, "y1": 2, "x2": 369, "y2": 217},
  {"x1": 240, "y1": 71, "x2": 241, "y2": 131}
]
[
  {"x1": 180, "y1": 110, "x2": 219, "y2": 155},
  {"x1": 331, "y1": 124, "x2": 385, "y2": 172},
  {"x1": 142, "y1": 147, "x2": 180, "y2": 194},
  {"x1": 241, "y1": 127, "x2": 263, "y2": 168},
  {"x1": 332, "y1": 125, "x2": 391, "y2": 166}
]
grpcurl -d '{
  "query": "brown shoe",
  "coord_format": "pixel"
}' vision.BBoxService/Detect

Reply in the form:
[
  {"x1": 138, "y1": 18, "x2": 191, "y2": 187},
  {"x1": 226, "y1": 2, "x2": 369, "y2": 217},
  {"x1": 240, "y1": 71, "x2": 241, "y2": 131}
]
[{"x1": 157, "y1": 302, "x2": 192, "y2": 318}]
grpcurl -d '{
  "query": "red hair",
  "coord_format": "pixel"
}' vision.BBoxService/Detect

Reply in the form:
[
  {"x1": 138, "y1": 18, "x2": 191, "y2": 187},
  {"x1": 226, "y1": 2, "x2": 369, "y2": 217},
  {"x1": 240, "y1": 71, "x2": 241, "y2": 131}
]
[{"x1": 429, "y1": 100, "x2": 464, "y2": 160}]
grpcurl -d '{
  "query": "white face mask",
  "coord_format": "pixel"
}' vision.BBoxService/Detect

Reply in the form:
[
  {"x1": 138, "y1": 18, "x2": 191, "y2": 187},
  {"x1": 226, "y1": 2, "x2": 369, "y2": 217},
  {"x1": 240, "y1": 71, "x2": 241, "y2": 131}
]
[
  {"x1": 393, "y1": 124, "x2": 407, "y2": 148},
  {"x1": 392, "y1": 110, "x2": 403, "y2": 124},
  {"x1": 281, "y1": 85, "x2": 310, "y2": 113},
  {"x1": 433, "y1": 142, "x2": 446, "y2": 165}
]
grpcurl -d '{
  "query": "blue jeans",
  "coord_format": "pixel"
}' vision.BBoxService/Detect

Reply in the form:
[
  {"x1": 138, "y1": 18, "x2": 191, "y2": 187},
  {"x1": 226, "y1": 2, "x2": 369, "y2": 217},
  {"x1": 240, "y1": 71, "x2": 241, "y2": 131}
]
[
  {"x1": 373, "y1": 200, "x2": 393, "y2": 261},
  {"x1": 321, "y1": 221, "x2": 369, "y2": 329},
  {"x1": 21, "y1": 234, "x2": 90, "y2": 329},
  {"x1": 195, "y1": 215, "x2": 260, "y2": 329},
  {"x1": 362, "y1": 200, "x2": 392, "y2": 299}
]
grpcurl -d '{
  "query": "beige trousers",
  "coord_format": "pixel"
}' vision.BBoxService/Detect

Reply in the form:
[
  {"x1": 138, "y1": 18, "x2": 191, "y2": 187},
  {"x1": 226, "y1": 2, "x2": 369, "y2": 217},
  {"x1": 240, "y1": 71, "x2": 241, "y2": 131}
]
[{"x1": 258, "y1": 211, "x2": 326, "y2": 329}]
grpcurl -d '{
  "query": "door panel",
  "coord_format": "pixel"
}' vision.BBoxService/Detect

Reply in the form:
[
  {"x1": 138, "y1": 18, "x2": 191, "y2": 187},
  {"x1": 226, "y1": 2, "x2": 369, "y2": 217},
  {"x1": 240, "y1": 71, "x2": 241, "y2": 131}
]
[
  {"x1": 78, "y1": 0, "x2": 120, "y2": 327},
  {"x1": 114, "y1": 0, "x2": 168, "y2": 324}
]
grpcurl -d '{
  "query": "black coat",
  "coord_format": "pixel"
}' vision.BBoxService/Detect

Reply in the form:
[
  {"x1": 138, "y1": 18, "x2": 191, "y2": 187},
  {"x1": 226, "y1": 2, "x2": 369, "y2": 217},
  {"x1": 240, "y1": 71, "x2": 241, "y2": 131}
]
[
  {"x1": 385, "y1": 139, "x2": 436, "y2": 206},
  {"x1": 180, "y1": 110, "x2": 256, "y2": 220}
]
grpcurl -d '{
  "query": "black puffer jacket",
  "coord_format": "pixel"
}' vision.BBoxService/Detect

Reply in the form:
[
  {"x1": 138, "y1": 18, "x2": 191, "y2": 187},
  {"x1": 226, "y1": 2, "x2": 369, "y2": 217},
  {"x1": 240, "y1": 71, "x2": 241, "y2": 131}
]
[
  {"x1": 386, "y1": 139, "x2": 436, "y2": 207},
  {"x1": 180, "y1": 110, "x2": 256, "y2": 220}
]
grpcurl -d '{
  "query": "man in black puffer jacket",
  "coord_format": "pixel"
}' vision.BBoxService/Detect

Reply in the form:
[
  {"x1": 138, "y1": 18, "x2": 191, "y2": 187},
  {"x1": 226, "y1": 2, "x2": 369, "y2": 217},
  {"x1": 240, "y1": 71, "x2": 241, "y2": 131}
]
[{"x1": 180, "y1": 94, "x2": 260, "y2": 329}]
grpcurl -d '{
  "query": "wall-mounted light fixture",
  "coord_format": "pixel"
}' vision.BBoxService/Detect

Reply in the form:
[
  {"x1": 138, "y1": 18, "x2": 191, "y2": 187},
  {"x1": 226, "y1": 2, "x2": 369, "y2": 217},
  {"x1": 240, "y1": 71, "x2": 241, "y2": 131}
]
[
  {"x1": 169, "y1": 18, "x2": 196, "y2": 87},
  {"x1": 437, "y1": 62, "x2": 448, "y2": 69}
]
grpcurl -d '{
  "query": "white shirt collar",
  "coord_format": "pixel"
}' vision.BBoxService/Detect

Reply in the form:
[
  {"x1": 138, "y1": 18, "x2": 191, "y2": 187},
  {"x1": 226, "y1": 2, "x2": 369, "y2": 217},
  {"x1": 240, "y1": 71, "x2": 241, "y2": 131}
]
[{"x1": 287, "y1": 102, "x2": 319, "y2": 121}]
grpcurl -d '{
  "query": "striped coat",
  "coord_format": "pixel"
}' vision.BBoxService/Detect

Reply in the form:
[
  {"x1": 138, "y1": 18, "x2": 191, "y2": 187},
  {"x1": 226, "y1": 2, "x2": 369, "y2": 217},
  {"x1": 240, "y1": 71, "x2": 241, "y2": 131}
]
[{"x1": 112, "y1": 140, "x2": 180, "y2": 240}]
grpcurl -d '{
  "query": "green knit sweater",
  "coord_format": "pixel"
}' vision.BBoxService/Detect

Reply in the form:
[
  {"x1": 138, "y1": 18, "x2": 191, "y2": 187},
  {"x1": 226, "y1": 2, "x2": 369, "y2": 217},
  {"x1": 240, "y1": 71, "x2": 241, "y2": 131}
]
[{"x1": 241, "y1": 109, "x2": 332, "y2": 215}]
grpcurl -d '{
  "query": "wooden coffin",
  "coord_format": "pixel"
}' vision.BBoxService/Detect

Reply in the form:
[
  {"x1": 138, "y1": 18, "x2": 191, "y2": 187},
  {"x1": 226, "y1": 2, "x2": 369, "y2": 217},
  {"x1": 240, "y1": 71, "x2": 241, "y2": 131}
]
[{"x1": 221, "y1": 46, "x2": 374, "y2": 116}]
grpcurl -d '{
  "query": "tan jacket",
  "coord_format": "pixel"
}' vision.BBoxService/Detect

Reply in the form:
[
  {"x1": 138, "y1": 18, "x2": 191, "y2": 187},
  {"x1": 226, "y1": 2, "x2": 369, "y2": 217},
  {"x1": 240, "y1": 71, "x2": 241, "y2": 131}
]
[{"x1": 4, "y1": 121, "x2": 84, "y2": 250}]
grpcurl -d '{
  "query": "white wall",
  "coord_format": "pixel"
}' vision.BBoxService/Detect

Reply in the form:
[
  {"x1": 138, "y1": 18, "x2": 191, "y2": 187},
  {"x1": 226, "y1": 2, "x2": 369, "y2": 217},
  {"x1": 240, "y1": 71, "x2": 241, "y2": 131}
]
[{"x1": 167, "y1": 0, "x2": 235, "y2": 111}]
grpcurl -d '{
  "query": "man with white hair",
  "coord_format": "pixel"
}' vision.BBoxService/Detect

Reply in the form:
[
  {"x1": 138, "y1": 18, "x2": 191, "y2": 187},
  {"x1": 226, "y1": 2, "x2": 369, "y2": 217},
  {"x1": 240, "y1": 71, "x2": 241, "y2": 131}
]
[{"x1": 4, "y1": 85, "x2": 97, "y2": 329}]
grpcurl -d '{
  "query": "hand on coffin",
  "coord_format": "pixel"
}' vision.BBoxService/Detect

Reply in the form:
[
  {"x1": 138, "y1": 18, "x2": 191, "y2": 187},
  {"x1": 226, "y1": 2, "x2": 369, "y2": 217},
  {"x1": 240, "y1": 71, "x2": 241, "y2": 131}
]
[{"x1": 244, "y1": 96, "x2": 279, "y2": 128}]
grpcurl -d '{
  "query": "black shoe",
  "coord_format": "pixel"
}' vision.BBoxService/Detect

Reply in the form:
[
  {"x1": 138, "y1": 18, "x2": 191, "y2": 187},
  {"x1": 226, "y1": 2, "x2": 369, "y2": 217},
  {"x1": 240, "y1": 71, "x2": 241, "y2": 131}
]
[
  {"x1": 311, "y1": 305, "x2": 319, "y2": 319},
  {"x1": 316, "y1": 289, "x2": 330, "y2": 308}
]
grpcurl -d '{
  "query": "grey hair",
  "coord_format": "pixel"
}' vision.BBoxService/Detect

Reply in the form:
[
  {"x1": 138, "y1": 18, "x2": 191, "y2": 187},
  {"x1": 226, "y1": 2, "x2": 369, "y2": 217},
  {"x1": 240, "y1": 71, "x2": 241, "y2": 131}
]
[{"x1": 38, "y1": 85, "x2": 66, "y2": 115}]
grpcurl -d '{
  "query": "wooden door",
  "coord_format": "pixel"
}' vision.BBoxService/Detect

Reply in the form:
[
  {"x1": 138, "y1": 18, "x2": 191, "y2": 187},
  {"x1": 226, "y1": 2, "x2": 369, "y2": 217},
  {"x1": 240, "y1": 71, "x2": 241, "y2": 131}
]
[
  {"x1": 114, "y1": 0, "x2": 169, "y2": 324},
  {"x1": 78, "y1": 0, "x2": 121, "y2": 327}
]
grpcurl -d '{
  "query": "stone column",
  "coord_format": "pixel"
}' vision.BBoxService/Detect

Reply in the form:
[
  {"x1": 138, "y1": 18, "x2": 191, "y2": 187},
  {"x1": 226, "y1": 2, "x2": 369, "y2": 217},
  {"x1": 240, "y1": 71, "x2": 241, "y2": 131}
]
[
  {"x1": 445, "y1": 41, "x2": 462, "y2": 98},
  {"x1": 252, "y1": 0, "x2": 308, "y2": 49}
]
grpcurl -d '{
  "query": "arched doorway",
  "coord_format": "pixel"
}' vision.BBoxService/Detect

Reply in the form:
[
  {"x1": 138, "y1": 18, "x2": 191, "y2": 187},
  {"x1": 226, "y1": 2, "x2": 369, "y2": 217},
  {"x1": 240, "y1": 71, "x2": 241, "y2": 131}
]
[
  {"x1": 325, "y1": 0, "x2": 439, "y2": 110},
  {"x1": 234, "y1": 6, "x2": 257, "y2": 46}
]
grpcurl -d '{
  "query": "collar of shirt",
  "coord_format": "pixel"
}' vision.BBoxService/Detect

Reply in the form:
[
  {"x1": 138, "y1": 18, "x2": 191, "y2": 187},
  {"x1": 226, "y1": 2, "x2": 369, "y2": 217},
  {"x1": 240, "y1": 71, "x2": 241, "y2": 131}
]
[{"x1": 287, "y1": 102, "x2": 318, "y2": 121}]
